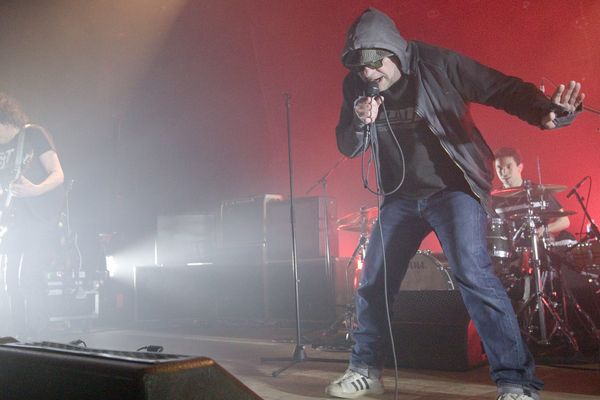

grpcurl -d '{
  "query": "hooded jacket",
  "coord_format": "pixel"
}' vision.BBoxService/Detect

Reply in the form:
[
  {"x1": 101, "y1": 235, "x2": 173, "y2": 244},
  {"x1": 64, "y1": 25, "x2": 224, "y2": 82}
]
[{"x1": 336, "y1": 8, "x2": 555, "y2": 211}]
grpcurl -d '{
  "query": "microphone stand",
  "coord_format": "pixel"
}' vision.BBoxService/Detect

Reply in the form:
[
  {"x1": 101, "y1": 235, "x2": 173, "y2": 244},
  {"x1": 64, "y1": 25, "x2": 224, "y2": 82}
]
[
  {"x1": 566, "y1": 187, "x2": 600, "y2": 368},
  {"x1": 570, "y1": 189, "x2": 600, "y2": 242},
  {"x1": 260, "y1": 94, "x2": 346, "y2": 377}
]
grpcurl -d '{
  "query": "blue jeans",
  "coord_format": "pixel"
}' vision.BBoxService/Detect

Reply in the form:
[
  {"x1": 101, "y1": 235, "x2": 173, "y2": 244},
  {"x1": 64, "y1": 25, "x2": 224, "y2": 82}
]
[{"x1": 350, "y1": 190, "x2": 543, "y2": 391}]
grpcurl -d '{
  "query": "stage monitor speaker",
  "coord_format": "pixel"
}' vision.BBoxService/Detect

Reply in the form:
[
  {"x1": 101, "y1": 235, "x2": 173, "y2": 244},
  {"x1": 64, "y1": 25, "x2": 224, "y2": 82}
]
[
  {"x1": 0, "y1": 341, "x2": 262, "y2": 400},
  {"x1": 266, "y1": 196, "x2": 338, "y2": 261},
  {"x1": 387, "y1": 290, "x2": 486, "y2": 371}
]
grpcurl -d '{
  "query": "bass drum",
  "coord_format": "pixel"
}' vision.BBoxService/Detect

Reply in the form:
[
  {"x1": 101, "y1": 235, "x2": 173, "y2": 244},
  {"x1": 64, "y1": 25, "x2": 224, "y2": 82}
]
[{"x1": 399, "y1": 251, "x2": 455, "y2": 291}]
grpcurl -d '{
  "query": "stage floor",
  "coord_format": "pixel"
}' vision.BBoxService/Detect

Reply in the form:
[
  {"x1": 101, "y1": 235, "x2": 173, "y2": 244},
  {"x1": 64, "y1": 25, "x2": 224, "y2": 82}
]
[{"x1": 41, "y1": 321, "x2": 600, "y2": 400}]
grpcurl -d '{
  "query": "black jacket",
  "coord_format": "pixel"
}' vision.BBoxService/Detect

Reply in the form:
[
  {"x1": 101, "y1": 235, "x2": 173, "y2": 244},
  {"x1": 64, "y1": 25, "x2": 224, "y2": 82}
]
[{"x1": 336, "y1": 8, "x2": 555, "y2": 211}]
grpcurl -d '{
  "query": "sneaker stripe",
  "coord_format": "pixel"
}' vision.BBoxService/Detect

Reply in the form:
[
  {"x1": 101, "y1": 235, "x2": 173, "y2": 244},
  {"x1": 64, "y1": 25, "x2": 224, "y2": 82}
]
[
  {"x1": 350, "y1": 380, "x2": 360, "y2": 392},
  {"x1": 356, "y1": 379, "x2": 364, "y2": 390},
  {"x1": 362, "y1": 376, "x2": 370, "y2": 389}
]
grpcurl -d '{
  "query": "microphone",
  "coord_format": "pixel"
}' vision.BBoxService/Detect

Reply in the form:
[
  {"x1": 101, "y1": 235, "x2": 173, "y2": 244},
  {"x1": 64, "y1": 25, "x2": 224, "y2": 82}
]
[
  {"x1": 539, "y1": 79, "x2": 545, "y2": 94},
  {"x1": 365, "y1": 80, "x2": 380, "y2": 98},
  {"x1": 566, "y1": 176, "x2": 589, "y2": 198},
  {"x1": 362, "y1": 81, "x2": 380, "y2": 149}
]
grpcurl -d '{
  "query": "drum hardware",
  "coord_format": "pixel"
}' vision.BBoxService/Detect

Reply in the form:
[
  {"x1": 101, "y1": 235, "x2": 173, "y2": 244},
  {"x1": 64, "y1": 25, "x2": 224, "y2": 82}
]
[
  {"x1": 336, "y1": 206, "x2": 378, "y2": 233},
  {"x1": 311, "y1": 206, "x2": 376, "y2": 350},
  {"x1": 543, "y1": 248, "x2": 600, "y2": 352},
  {"x1": 505, "y1": 181, "x2": 579, "y2": 349},
  {"x1": 337, "y1": 206, "x2": 377, "y2": 297},
  {"x1": 491, "y1": 181, "x2": 600, "y2": 356}
]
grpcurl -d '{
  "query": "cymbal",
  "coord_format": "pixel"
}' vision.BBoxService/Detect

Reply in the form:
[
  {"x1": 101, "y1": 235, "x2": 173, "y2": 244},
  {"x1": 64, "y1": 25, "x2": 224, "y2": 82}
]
[
  {"x1": 337, "y1": 206, "x2": 378, "y2": 232},
  {"x1": 506, "y1": 209, "x2": 576, "y2": 221},
  {"x1": 491, "y1": 184, "x2": 567, "y2": 198},
  {"x1": 495, "y1": 201, "x2": 546, "y2": 217},
  {"x1": 535, "y1": 209, "x2": 576, "y2": 219}
]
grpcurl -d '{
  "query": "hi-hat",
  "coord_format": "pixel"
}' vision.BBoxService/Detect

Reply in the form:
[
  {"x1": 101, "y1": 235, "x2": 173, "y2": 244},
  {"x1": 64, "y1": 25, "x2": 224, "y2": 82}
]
[
  {"x1": 337, "y1": 206, "x2": 378, "y2": 232},
  {"x1": 491, "y1": 183, "x2": 567, "y2": 198}
]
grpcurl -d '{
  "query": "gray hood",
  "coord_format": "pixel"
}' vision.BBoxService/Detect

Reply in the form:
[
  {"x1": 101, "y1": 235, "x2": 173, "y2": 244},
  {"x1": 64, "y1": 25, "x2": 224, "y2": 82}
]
[{"x1": 341, "y1": 8, "x2": 411, "y2": 74}]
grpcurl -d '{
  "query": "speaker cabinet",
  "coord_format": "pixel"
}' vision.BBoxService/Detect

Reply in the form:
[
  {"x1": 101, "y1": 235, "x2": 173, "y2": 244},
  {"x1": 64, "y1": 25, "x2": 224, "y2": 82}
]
[
  {"x1": 0, "y1": 342, "x2": 262, "y2": 400},
  {"x1": 135, "y1": 265, "x2": 219, "y2": 322},
  {"x1": 265, "y1": 257, "x2": 336, "y2": 323},
  {"x1": 387, "y1": 290, "x2": 486, "y2": 371},
  {"x1": 135, "y1": 263, "x2": 266, "y2": 322},
  {"x1": 220, "y1": 194, "x2": 282, "y2": 247},
  {"x1": 156, "y1": 214, "x2": 217, "y2": 265},
  {"x1": 266, "y1": 197, "x2": 338, "y2": 261}
]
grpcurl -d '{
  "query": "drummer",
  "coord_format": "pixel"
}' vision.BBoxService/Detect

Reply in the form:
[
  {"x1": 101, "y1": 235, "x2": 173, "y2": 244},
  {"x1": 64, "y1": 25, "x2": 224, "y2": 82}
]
[{"x1": 494, "y1": 147, "x2": 571, "y2": 240}]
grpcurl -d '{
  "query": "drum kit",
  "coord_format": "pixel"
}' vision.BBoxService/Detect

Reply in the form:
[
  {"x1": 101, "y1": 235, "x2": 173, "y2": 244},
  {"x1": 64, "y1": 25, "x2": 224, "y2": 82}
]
[
  {"x1": 489, "y1": 180, "x2": 600, "y2": 355},
  {"x1": 329, "y1": 180, "x2": 600, "y2": 356}
]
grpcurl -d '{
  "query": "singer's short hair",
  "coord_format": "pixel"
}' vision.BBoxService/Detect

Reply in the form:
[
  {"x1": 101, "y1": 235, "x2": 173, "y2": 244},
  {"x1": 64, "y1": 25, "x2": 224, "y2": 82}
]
[
  {"x1": 0, "y1": 92, "x2": 29, "y2": 128},
  {"x1": 494, "y1": 147, "x2": 522, "y2": 165}
]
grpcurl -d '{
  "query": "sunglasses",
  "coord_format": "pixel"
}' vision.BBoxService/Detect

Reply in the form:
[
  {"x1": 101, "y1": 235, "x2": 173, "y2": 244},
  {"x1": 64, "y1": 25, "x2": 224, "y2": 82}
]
[{"x1": 349, "y1": 58, "x2": 384, "y2": 73}]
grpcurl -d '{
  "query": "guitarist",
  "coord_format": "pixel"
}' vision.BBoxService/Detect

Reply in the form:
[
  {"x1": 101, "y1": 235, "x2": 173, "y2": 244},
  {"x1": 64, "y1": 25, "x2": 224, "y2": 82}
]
[{"x1": 0, "y1": 93, "x2": 64, "y2": 341}]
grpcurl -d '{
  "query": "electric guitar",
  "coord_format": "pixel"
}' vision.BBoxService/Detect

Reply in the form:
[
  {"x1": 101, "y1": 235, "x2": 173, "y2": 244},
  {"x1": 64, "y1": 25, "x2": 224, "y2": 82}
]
[{"x1": 0, "y1": 127, "x2": 27, "y2": 243}]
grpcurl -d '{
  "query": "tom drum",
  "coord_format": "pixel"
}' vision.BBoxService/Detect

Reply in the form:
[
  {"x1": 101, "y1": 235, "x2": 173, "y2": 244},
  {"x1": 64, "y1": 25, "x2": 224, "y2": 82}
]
[{"x1": 488, "y1": 217, "x2": 514, "y2": 260}]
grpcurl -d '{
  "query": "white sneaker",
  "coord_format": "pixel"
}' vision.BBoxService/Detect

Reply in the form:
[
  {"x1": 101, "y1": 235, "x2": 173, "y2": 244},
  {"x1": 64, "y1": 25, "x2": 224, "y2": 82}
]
[
  {"x1": 326, "y1": 369, "x2": 384, "y2": 398},
  {"x1": 497, "y1": 394, "x2": 535, "y2": 400}
]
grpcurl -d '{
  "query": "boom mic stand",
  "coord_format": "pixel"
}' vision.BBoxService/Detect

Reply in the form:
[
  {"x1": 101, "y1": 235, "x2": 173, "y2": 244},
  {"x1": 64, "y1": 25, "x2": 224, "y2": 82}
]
[
  {"x1": 260, "y1": 94, "x2": 346, "y2": 377},
  {"x1": 569, "y1": 184, "x2": 600, "y2": 242},
  {"x1": 564, "y1": 181, "x2": 600, "y2": 364}
]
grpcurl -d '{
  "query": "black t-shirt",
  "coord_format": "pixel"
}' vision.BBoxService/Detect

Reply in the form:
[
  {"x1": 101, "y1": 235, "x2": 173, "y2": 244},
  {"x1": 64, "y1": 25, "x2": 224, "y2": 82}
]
[
  {"x1": 0, "y1": 125, "x2": 61, "y2": 225},
  {"x1": 374, "y1": 75, "x2": 469, "y2": 199}
]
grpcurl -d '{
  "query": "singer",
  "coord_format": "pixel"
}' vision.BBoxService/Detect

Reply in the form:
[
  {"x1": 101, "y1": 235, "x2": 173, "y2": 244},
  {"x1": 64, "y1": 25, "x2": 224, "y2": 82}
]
[
  {"x1": 0, "y1": 93, "x2": 65, "y2": 341},
  {"x1": 328, "y1": 8, "x2": 584, "y2": 400}
]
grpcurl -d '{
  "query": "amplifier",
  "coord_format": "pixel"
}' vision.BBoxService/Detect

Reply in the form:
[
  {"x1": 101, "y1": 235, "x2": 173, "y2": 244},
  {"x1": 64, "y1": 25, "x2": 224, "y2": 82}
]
[
  {"x1": 220, "y1": 194, "x2": 282, "y2": 247},
  {"x1": 387, "y1": 290, "x2": 486, "y2": 371},
  {"x1": 266, "y1": 196, "x2": 338, "y2": 261}
]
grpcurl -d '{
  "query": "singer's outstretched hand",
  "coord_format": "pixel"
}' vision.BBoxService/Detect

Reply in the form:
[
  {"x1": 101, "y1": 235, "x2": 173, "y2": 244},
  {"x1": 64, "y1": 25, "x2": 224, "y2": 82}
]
[
  {"x1": 541, "y1": 80, "x2": 585, "y2": 129},
  {"x1": 354, "y1": 95, "x2": 383, "y2": 124}
]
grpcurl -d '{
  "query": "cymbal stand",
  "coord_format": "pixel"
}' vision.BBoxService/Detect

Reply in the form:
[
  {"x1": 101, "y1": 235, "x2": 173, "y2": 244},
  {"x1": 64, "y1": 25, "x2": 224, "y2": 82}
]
[
  {"x1": 312, "y1": 209, "x2": 370, "y2": 349},
  {"x1": 516, "y1": 182, "x2": 579, "y2": 350}
]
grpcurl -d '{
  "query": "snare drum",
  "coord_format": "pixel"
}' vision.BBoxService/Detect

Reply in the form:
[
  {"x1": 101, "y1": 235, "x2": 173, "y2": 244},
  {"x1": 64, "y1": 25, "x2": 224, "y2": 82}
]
[
  {"x1": 488, "y1": 217, "x2": 514, "y2": 260},
  {"x1": 400, "y1": 251, "x2": 454, "y2": 290}
]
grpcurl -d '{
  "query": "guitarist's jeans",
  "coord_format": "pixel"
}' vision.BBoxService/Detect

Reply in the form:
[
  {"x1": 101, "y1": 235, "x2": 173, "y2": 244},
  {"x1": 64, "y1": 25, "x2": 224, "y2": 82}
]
[{"x1": 3, "y1": 216, "x2": 54, "y2": 341}]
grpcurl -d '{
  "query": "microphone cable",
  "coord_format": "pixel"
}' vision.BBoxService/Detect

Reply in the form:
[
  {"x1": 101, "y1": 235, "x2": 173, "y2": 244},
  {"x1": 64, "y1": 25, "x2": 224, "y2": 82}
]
[{"x1": 357, "y1": 92, "x2": 408, "y2": 400}]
